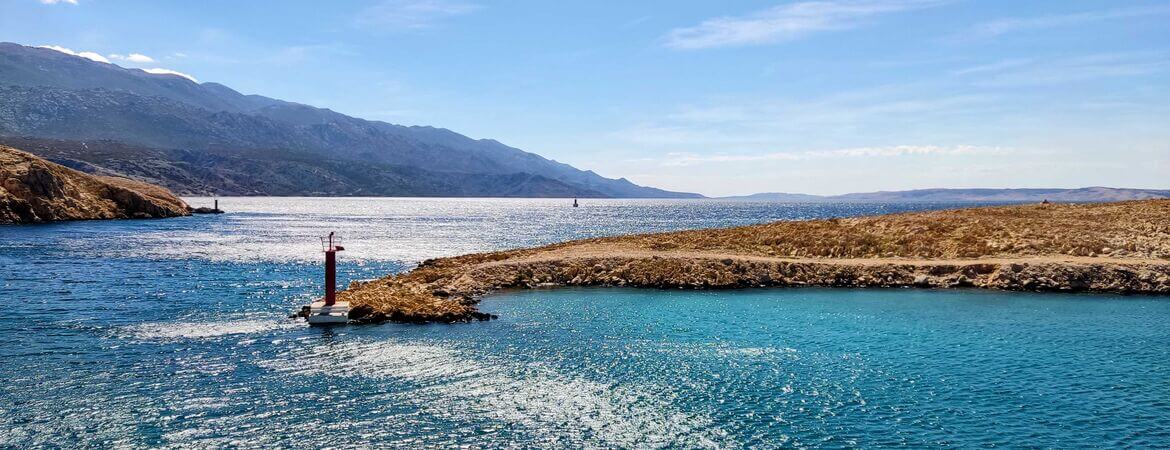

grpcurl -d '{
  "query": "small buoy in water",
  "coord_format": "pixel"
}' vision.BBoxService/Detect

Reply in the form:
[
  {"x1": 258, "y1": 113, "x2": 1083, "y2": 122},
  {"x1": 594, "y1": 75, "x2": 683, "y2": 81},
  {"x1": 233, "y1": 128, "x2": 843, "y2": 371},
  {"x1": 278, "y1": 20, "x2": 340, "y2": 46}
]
[
  {"x1": 573, "y1": 198, "x2": 579, "y2": 208},
  {"x1": 305, "y1": 232, "x2": 349, "y2": 325}
]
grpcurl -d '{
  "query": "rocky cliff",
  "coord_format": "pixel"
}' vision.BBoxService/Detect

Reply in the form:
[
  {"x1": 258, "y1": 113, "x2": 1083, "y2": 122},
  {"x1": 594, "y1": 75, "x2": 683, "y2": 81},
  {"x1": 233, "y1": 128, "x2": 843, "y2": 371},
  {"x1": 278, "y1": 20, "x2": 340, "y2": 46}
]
[{"x1": 0, "y1": 144, "x2": 190, "y2": 223}]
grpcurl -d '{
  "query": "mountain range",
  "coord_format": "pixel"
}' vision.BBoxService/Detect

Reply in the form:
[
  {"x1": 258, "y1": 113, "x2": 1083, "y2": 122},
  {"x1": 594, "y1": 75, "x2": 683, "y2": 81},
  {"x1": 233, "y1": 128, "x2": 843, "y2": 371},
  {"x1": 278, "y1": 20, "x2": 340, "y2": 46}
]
[
  {"x1": 3, "y1": 43, "x2": 1165, "y2": 203},
  {"x1": 0, "y1": 42, "x2": 699, "y2": 198}
]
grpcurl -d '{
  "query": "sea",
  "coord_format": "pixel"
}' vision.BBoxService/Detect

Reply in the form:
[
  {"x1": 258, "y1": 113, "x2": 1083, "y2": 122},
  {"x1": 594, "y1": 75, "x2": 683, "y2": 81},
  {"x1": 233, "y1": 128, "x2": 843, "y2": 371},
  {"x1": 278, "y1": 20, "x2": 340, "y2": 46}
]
[{"x1": 1, "y1": 197, "x2": 1167, "y2": 448}]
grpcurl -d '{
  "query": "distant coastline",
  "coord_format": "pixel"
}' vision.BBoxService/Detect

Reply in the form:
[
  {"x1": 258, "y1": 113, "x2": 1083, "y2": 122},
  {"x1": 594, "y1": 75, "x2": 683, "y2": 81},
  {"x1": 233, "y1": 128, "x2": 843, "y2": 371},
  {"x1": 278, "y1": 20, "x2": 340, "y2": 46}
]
[
  {"x1": 339, "y1": 199, "x2": 1170, "y2": 323},
  {"x1": 168, "y1": 185, "x2": 1170, "y2": 203},
  {"x1": 720, "y1": 187, "x2": 1170, "y2": 203}
]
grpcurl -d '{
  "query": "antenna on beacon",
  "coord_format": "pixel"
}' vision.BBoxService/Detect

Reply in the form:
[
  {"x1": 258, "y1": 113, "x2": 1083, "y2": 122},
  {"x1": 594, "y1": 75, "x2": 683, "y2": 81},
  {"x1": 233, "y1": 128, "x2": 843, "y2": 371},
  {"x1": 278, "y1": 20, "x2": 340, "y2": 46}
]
[{"x1": 305, "y1": 232, "x2": 349, "y2": 325}]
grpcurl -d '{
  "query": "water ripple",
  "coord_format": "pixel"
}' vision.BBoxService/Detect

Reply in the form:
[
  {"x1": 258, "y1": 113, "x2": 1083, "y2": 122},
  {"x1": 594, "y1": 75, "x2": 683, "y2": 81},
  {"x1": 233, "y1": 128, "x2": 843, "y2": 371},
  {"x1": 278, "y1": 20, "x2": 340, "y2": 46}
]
[
  {"x1": 261, "y1": 340, "x2": 736, "y2": 448},
  {"x1": 125, "y1": 318, "x2": 305, "y2": 341}
]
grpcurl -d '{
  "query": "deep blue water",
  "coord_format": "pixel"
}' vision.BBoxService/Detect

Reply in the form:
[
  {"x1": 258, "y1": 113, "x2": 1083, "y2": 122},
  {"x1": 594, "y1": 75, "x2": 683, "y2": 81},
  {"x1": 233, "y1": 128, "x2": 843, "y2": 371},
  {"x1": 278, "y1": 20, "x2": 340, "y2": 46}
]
[{"x1": 1, "y1": 198, "x2": 1167, "y2": 448}]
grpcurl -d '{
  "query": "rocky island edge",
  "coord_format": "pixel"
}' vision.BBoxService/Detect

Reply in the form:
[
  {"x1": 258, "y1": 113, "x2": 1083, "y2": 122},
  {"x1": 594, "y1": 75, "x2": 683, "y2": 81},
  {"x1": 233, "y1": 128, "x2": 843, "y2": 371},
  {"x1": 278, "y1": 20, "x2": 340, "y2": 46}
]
[
  {"x1": 340, "y1": 199, "x2": 1170, "y2": 323},
  {"x1": 0, "y1": 144, "x2": 191, "y2": 224}
]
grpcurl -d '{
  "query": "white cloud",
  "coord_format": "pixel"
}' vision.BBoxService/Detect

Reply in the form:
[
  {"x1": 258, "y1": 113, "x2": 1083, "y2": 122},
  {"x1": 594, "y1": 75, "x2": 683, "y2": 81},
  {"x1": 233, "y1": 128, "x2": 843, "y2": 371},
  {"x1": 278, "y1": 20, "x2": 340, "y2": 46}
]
[
  {"x1": 39, "y1": 0, "x2": 78, "y2": 4},
  {"x1": 109, "y1": 53, "x2": 155, "y2": 63},
  {"x1": 663, "y1": 0, "x2": 946, "y2": 50},
  {"x1": 38, "y1": 46, "x2": 195, "y2": 81},
  {"x1": 652, "y1": 145, "x2": 1003, "y2": 166},
  {"x1": 967, "y1": 5, "x2": 1170, "y2": 39},
  {"x1": 37, "y1": 45, "x2": 110, "y2": 63},
  {"x1": 143, "y1": 68, "x2": 198, "y2": 82},
  {"x1": 357, "y1": 0, "x2": 481, "y2": 30}
]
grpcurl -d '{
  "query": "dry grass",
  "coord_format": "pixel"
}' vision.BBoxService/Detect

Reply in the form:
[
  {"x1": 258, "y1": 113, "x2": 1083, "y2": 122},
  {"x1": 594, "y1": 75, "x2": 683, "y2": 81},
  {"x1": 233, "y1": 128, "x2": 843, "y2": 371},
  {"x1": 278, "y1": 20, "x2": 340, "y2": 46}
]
[
  {"x1": 608, "y1": 200, "x2": 1170, "y2": 259},
  {"x1": 340, "y1": 278, "x2": 476, "y2": 322}
]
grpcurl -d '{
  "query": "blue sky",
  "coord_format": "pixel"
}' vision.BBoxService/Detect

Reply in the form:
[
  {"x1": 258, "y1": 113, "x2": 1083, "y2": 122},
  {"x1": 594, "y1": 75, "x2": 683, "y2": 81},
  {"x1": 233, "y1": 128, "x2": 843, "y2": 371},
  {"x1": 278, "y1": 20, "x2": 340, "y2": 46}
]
[{"x1": 3, "y1": 0, "x2": 1168, "y2": 196}]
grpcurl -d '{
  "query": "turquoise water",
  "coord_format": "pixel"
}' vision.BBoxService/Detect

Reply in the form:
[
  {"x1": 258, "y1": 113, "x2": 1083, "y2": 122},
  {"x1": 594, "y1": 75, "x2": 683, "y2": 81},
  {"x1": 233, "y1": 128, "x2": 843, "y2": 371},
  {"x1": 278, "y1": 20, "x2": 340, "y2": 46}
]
[
  {"x1": 1, "y1": 198, "x2": 1167, "y2": 448},
  {"x1": 481, "y1": 288, "x2": 1170, "y2": 447}
]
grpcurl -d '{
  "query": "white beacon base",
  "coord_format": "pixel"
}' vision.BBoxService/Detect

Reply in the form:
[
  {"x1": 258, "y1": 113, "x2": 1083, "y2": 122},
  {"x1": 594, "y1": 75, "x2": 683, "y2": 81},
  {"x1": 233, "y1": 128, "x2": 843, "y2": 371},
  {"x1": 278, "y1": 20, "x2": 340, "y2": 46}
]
[{"x1": 306, "y1": 300, "x2": 350, "y2": 325}]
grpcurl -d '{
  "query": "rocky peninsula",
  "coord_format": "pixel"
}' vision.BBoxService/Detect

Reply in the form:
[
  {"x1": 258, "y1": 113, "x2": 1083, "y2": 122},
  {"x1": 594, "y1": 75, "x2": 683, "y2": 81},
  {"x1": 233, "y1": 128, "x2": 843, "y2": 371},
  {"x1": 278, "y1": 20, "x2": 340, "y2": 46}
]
[
  {"x1": 342, "y1": 200, "x2": 1170, "y2": 323},
  {"x1": 0, "y1": 145, "x2": 190, "y2": 223}
]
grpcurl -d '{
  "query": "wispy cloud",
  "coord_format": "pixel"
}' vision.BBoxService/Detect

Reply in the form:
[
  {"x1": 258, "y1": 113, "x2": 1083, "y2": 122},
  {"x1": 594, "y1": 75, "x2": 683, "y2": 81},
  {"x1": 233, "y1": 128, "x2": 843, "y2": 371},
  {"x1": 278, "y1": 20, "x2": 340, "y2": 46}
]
[
  {"x1": 647, "y1": 145, "x2": 1004, "y2": 166},
  {"x1": 954, "y1": 53, "x2": 1170, "y2": 86},
  {"x1": 611, "y1": 99, "x2": 1001, "y2": 188},
  {"x1": 108, "y1": 53, "x2": 155, "y2": 63},
  {"x1": 39, "y1": 0, "x2": 78, "y2": 4},
  {"x1": 621, "y1": 15, "x2": 654, "y2": 30},
  {"x1": 259, "y1": 44, "x2": 355, "y2": 65},
  {"x1": 615, "y1": 88, "x2": 996, "y2": 146},
  {"x1": 37, "y1": 45, "x2": 109, "y2": 63},
  {"x1": 142, "y1": 68, "x2": 198, "y2": 82},
  {"x1": 357, "y1": 0, "x2": 480, "y2": 30},
  {"x1": 966, "y1": 5, "x2": 1170, "y2": 39},
  {"x1": 949, "y1": 58, "x2": 1030, "y2": 76},
  {"x1": 663, "y1": 0, "x2": 946, "y2": 50}
]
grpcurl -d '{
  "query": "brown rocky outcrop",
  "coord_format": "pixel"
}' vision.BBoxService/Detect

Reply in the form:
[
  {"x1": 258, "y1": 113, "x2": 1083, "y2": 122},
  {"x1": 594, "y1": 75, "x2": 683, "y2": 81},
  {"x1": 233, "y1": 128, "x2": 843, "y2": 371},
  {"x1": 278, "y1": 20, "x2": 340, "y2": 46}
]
[
  {"x1": 0, "y1": 145, "x2": 190, "y2": 223},
  {"x1": 341, "y1": 200, "x2": 1170, "y2": 323}
]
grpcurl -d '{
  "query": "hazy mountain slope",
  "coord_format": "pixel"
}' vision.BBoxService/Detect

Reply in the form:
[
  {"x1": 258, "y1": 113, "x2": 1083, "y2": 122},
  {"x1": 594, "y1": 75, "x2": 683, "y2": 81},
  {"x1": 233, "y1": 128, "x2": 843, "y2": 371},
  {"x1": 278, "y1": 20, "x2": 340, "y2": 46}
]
[
  {"x1": 0, "y1": 137, "x2": 608, "y2": 197},
  {"x1": 834, "y1": 188, "x2": 1170, "y2": 202},
  {"x1": 0, "y1": 42, "x2": 700, "y2": 198},
  {"x1": 722, "y1": 187, "x2": 1170, "y2": 203},
  {"x1": 718, "y1": 192, "x2": 828, "y2": 202}
]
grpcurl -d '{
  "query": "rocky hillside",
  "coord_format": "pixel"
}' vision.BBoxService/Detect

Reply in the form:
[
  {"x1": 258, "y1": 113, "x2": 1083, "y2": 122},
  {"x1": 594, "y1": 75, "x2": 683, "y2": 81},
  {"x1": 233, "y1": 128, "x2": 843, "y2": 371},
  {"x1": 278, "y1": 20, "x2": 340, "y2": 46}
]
[
  {"x1": 0, "y1": 144, "x2": 190, "y2": 223},
  {"x1": 338, "y1": 200, "x2": 1170, "y2": 323},
  {"x1": 0, "y1": 42, "x2": 699, "y2": 198}
]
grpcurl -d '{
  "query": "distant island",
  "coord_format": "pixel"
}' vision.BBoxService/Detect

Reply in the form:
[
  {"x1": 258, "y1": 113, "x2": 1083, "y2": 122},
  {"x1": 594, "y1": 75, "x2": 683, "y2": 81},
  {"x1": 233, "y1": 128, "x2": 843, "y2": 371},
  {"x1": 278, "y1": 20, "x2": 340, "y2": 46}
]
[
  {"x1": 722, "y1": 187, "x2": 1170, "y2": 203},
  {"x1": 0, "y1": 145, "x2": 190, "y2": 223},
  {"x1": 0, "y1": 42, "x2": 698, "y2": 199},
  {"x1": 339, "y1": 200, "x2": 1170, "y2": 323}
]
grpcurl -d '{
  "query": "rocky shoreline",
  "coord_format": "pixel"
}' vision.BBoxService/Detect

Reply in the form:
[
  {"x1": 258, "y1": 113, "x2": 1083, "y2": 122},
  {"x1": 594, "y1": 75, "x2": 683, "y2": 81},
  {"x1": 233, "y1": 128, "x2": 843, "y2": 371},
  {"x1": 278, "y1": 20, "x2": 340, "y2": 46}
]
[
  {"x1": 344, "y1": 255, "x2": 1170, "y2": 324},
  {"x1": 340, "y1": 200, "x2": 1170, "y2": 324}
]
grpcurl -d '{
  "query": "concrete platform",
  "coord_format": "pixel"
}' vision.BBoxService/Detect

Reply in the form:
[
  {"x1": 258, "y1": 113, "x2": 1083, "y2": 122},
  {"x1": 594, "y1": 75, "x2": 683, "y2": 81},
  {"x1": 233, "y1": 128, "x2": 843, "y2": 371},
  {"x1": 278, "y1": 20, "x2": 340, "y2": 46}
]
[{"x1": 307, "y1": 300, "x2": 350, "y2": 325}]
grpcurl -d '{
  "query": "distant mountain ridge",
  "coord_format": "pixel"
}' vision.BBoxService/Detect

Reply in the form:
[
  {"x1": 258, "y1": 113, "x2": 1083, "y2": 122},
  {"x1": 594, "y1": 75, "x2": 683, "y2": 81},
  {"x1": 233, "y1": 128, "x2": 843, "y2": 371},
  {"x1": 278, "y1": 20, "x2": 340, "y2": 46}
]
[
  {"x1": 724, "y1": 187, "x2": 1170, "y2": 203},
  {"x1": 0, "y1": 42, "x2": 700, "y2": 198}
]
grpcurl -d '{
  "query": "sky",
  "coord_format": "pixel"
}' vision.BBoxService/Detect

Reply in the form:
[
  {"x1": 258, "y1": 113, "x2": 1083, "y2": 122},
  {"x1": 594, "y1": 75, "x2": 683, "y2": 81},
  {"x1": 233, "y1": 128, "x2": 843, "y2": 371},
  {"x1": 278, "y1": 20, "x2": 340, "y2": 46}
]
[{"x1": 2, "y1": 0, "x2": 1169, "y2": 196}]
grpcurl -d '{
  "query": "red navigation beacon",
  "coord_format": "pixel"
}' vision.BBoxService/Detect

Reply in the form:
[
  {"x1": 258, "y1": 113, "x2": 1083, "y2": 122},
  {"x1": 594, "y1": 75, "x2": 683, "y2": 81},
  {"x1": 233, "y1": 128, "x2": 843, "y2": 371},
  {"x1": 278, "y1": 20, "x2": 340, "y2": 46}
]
[
  {"x1": 321, "y1": 232, "x2": 345, "y2": 305},
  {"x1": 306, "y1": 232, "x2": 349, "y2": 324}
]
